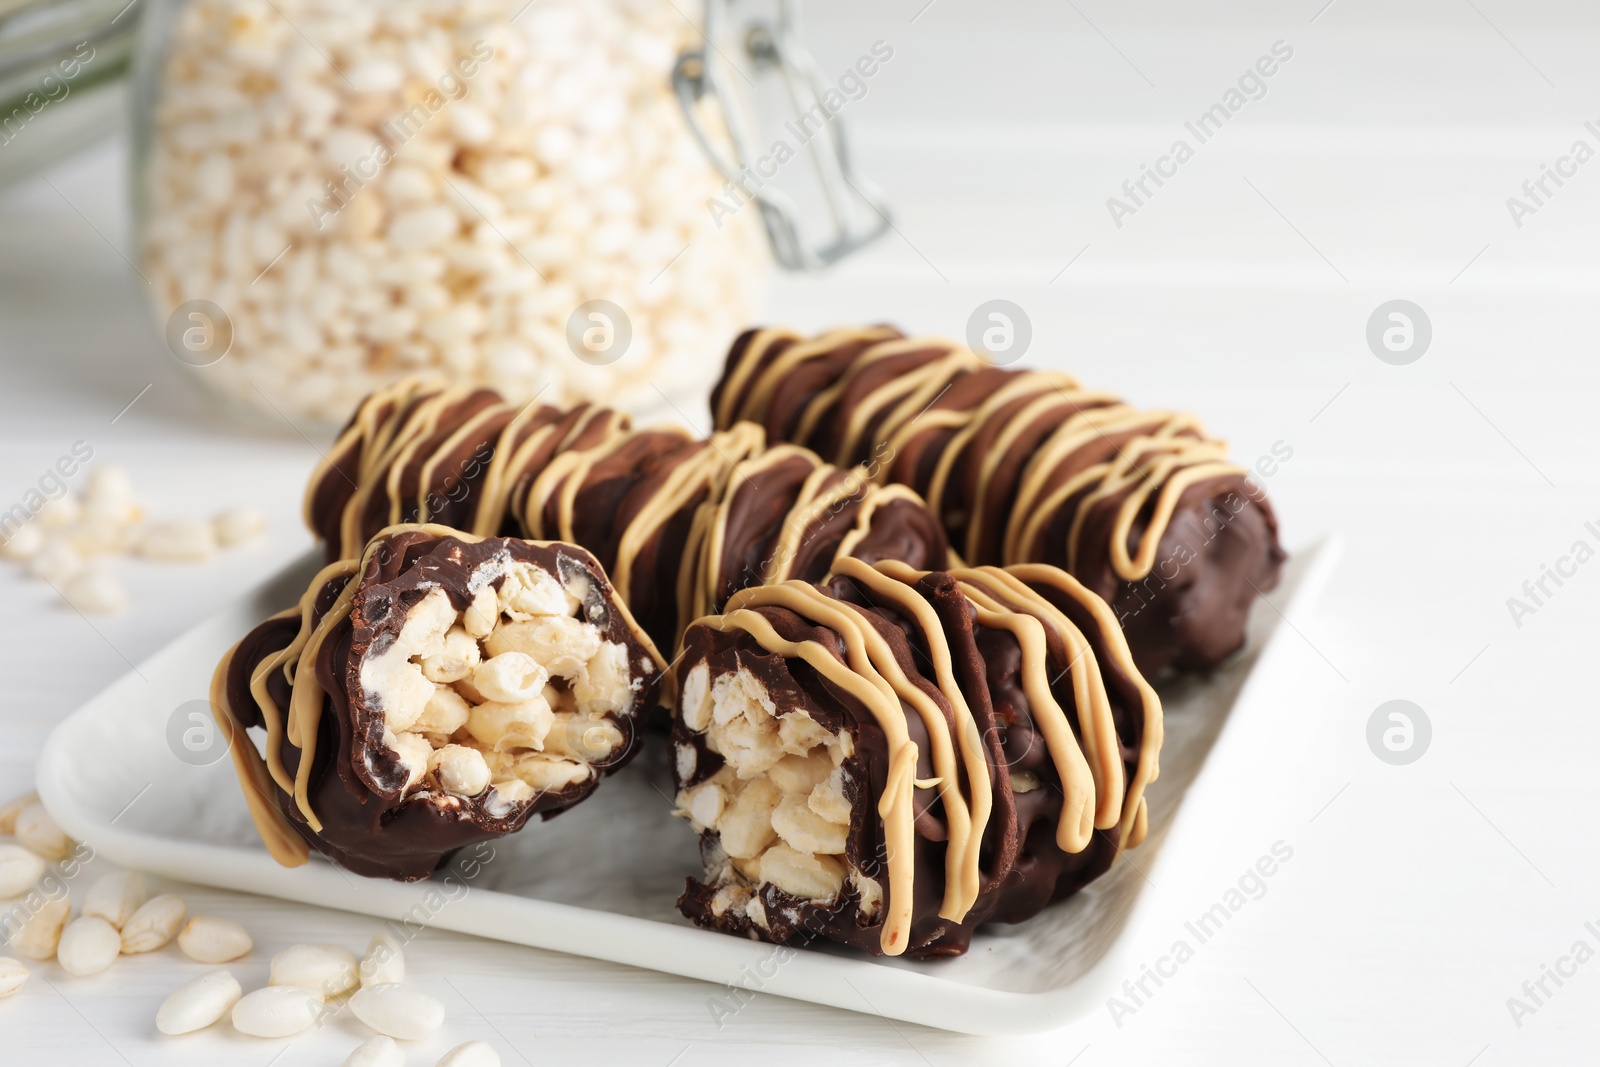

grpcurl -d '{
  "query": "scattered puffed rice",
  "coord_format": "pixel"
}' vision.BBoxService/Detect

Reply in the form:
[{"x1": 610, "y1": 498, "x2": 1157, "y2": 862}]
[
  {"x1": 0, "y1": 844, "x2": 45, "y2": 898},
  {"x1": 0, "y1": 524, "x2": 43, "y2": 562},
  {"x1": 136, "y1": 519, "x2": 217, "y2": 562},
  {"x1": 437, "y1": 1040, "x2": 501, "y2": 1067},
  {"x1": 62, "y1": 566, "x2": 128, "y2": 614},
  {"x1": 81, "y1": 495, "x2": 141, "y2": 531},
  {"x1": 82, "y1": 871, "x2": 148, "y2": 929},
  {"x1": 269, "y1": 943, "x2": 359, "y2": 997},
  {"x1": 358, "y1": 933, "x2": 405, "y2": 988},
  {"x1": 34, "y1": 497, "x2": 79, "y2": 530},
  {"x1": 58, "y1": 520, "x2": 133, "y2": 558},
  {"x1": 28, "y1": 541, "x2": 82, "y2": 584},
  {"x1": 1, "y1": 466, "x2": 270, "y2": 613},
  {"x1": 84, "y1": 465, "x2": 134, "y2": 506},
  {"x1": 121, "y1": 894, "x2": 187, "y2": 954},
  {"x1": 344, "y1": 1035, "x2": 406, "y2": 1067},
  {"x1": 14, "y1": 802, "x2": 72, "y2": 862},
  {"x1": 349, "y1": 983, "x2": 445, "y2": 1040},
  {"x1": 58, "y1": 917, "x2": 122, "y2": 976},
  {"x1": 0, "y1": 958, "x2": 27, "y2": 996},
  {"x1": 157, "y1": 970, "x2": 243, "y2": 1035},
  {"x1": 178, "y1": 915, "x2": 253, "y2": 963},
  {"x1": 231, "y1": 984, "x2": 324, "y2": 1038},
  {"x1": 11, "y1": 898, "x2": 70, "y2": 960},
  {"x1": 0, "y1": 793, "x2": 35, "y2": 835},
  {"x1": 212, "y1": 506, "x2": 266, "y2": 547}
]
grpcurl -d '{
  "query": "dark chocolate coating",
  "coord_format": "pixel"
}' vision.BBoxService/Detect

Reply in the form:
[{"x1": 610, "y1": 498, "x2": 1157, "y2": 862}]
[
  {"x1": 305, "y1": 381, "x2": 953, "y2": 658},
  {"x1": 1074, "y1": 476, "x2": 1284, "y2": 673},
  {"x1": 672, "y1": 567, "x2": 1150, "y2": 958},
  {"x1": 221, "y1": 529, "x2": 662, "y2": 881},
  {"x1": 308, "y1": 382, "x2": 630, "y2": 560},
  {"x1": 711, "y1": 326, "x2": 1288, "y2": 675}
]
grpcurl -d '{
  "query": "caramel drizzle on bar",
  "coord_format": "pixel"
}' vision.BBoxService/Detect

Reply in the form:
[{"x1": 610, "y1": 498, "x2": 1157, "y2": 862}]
[
  {"x1": 307, "y1": 379, "x2": 952, "y2": 662},
  {"x1": 210, "y1": 524, "x2": 664, "y2": 868},
  {"x1": 709, "y1": 558, "x2": 1162, "y2": 955},
  {"x1": 719, "y1": 328, "x2": 1252, "y2": 581}
]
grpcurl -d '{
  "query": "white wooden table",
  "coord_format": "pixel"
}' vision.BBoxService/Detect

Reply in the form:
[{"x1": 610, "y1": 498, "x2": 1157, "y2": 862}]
[{"x1": 3, "y1": 3, "x2": 1598, "y2": 1063}]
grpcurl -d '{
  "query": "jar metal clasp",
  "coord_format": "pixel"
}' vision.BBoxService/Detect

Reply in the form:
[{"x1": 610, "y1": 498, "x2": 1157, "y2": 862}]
[{"x1": 671, "y1": 0, "x2": 891, "y2": 271}]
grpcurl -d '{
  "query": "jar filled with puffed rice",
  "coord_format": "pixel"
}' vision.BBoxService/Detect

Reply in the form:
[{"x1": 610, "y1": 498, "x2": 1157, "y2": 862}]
[{"x1": 130, "y1": 0, "x2": 774, "y2": 426}]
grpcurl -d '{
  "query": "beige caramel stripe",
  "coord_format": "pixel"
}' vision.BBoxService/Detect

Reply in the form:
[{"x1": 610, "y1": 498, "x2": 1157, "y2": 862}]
[
  {"x1": 1106, "y1": 452, "x2": 1247, "y2": 582},
  {"x1": 525, "y1": 408, "x2": 638, "y2": 538},
  {"x1": 712, "y1": 588, "x2": 922, "y2": 956},
  {"x1": 612, "y1": 424, "x2": 765, "y2": 611},
  {"x1": 689, "y1": 443, "x2": 817, "y2": 626},
  {"x1": 611, "y1": 444, "x2": 709, "y2": 607},
  {"x1": 210, "y1": 643, "x2": 309, "y2": 868},
  {"x1": 416, "y1": 401, "x2": 510, "y2": 523},
  {"x1": 378, "y1": 388, "x2": 473, "y2": 532},
  {"x1": 362, "y1": 382, "x2": 441, "y2": 478},
  {"x1": 302, "y1": 378, "x2": 422, "y2": 533},
  {"x1": 522, "y1": 447, "x2": 598, "y2": 542},
  {"x1": 517, "y1": 406, "x2": 635, "y2": 530},
  {"x1": 861, "y1": 349, "x2": 978, "y2": 469},
  {"x1": 789, "y1": 337, "x2": 947, "y2": 460},
  {"x1": 767, "y1": 473, "x2": 867, "y2": 583},
  {"x1": 922, "y1": 372, "x2": 1078, "y2": 520},
  {"x1": 245, "y1": 609, "x2": 307, "y2": 796},
  {"x1": 471, "y1": 403, "x2": 550, "y2": 537},
  {"x1": 677, "y1": 501, "x2": 719, "y2": 657},
  {"x1": 1004, "y1": 406, "x2": 1165, "y2": 565},
  {"x1": 379, "y1": 433, "x2": 427, "y2": 533},
  {"x1": 954, "y1": 581, "x2": 1096, "y2": 853},
  {"x1": 326, "y1": 382, "x2": 436, "y2": 558},
  {"x1": 692, "y1": 447, "x2": 780, "y2": 625},
  {"x1": 558, "y1": 406, "x2": 632, "y2": 456},
  {"x1": 831, "y1": 604, "x2": 974, "y2": 920},
  {"x1": 339, "y1": 386, "x2": 464, "y2": 558},
  {"x1": 832, "y1": 558, "x2": 990, "y2": 919},
  {"x1": 966, "y1": 387, "x2": 1122, "y2": 562},
  {"x1": 715, "y1": 327, "x2": 801, "y2": 428},
  {"x1": 251, "y1": 559, "x2": 357, "y2": 777},
  {"x1": 835, "y1": 345, "x2": 981, "y2": 469},
  {"x1": 1064, "y1": 437, "x2": 1245, "y2": 581},
  {"x1": 516, "y1": 444, "x2": 586, "y2": 540},
  {"x1": 955, "y1": 567, "x2": 1124, "y2": 831},
  {"x1": 835, "y1": 484, "x2": 963, "y2": 570},
  {"x1": 761, "y1": 460, "x2": 846, "y2": 584},
  {"x1": 878, "y1": 407, "x2": 967, "y2": 492},
  {"x1": 286, "y1": 562, "x2": 367, "y2": 832},
  {"x1": 679, "y1": 425, "x2": 771, "y2": 634},
  {"x1": 738, "y1": 326, "x2": 902, "y2": 433},
  {"x1": 564, "y1": 430, "x2": 694, "y2": 545},
  {"x1": 1007, "y1": 562, "x2": 1162, "y2": 847}
]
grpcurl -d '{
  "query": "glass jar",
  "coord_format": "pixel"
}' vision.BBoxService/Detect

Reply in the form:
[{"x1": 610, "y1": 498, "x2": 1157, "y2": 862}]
[
  {"x1": 0, "y1": 0, "x2": 136, "y2": 187},
  {"x1": 131, "y1": 0, "x2": 771, "y2": 425}
]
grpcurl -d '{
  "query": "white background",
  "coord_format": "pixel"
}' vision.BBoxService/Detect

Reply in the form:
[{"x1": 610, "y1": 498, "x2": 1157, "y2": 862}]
[{"x1": 3, "y1": 0, "x2": 1600, "y2": 1063}]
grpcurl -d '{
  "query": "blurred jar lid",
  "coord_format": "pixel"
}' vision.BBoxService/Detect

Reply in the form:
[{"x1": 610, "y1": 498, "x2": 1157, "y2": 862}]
[{"x1": 0, "y1": 0, "x2": 136, "y2": 185}]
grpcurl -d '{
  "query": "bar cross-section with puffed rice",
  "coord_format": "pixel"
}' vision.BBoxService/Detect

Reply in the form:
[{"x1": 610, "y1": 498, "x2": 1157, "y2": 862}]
[
  {"x1": 213, "y1": 524, "x2": 665, "y2": 880},
  {"x1": 671, "y1": 556, "x2": 1161, "y2": 958}
]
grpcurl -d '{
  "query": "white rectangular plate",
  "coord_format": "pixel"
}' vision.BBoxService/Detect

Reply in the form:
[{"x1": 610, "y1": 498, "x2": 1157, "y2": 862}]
[{"x1": 37, "y1": 538, "x2": 1339, "y2": 1036}]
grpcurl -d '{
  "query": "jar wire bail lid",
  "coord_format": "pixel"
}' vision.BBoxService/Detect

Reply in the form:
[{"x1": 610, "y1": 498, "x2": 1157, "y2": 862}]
[{"x1": 672, "y1": 0, "x2": 891, "y2": 272}]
